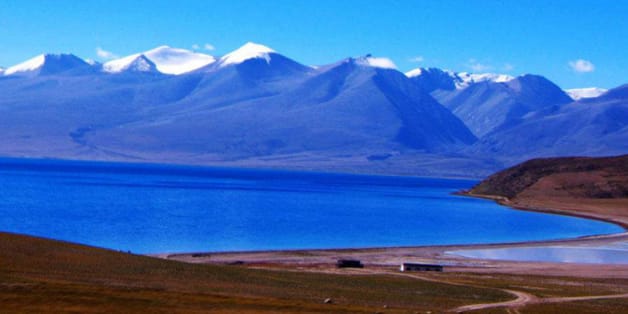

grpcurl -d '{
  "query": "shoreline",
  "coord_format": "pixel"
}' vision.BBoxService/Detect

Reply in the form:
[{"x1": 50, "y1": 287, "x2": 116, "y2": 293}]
[
  {"x1": 459, "y1": 190, "x2": 628, "y2": 230},
  {"x1": 156, "y1": 191, "x2": 627, "y2": 258},
  {"x1": 159, "y1": 193, "x2": 628, "y2": 277}
]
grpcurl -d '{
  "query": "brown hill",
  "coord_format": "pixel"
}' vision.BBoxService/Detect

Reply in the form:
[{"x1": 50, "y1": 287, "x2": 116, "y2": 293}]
[
  {"x1": 465, "y1": 154, "x2": 628, "y2": 228},
  {"x1": 469, "y1": 155, "x2": 628, "y2": 199}
]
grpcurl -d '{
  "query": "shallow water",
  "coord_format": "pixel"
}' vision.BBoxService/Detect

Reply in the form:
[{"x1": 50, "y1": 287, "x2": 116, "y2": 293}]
[
  {"x1": 0, "y1": 158, "x2": 623, "y2": 253},
  {"x1": 449, "y1": 244, "x2": 628, "y2": 264}
]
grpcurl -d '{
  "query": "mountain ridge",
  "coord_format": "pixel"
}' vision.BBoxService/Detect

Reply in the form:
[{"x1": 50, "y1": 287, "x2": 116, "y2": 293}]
[{"x1": 0, "y1": 43, "x2": 626, "y2": 177}]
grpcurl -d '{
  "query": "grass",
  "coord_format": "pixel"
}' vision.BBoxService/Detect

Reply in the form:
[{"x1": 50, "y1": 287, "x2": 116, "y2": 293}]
[
  {"x1": 4, "y1": 232, "x2": 628, "y2": 313},
  {"x1": 521, "y1": 299, "x2": 628, "y2": 314},
  {"x1": 0, "y1": 232, "x2": 510, "y2": 313},
  {"x1": 440, "y1": 273, "x2": 628, "y2": 298}
]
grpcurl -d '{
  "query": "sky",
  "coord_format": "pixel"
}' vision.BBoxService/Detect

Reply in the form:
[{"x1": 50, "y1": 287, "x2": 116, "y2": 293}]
[{"x1": 0, "y1": 0, "x2": 626, "y2": 89}]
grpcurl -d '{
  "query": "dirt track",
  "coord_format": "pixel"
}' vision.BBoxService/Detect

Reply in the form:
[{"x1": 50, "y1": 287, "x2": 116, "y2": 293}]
[
  {"x1": 452, "y1": 289, "x2": 536, "y2": 312},
  {"x1": 451, "y1": 290, "x2": 628, "y2": 312}
]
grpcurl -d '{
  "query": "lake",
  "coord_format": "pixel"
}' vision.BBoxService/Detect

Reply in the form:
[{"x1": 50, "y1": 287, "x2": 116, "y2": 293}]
[{"x1": 0, "y1": 158, "x2": 623, "y2": 254}]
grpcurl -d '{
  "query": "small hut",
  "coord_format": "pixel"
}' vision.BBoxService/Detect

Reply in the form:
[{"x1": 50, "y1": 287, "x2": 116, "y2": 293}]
[
  {"x1": 400, "y1": 263, "x2": 443, "y2": 272},
  {"x1": 336, "y1": 259, "x2": 364, "y2": 268}
]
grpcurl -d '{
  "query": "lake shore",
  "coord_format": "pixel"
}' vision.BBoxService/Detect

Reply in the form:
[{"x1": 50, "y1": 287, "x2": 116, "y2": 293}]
[{"x1": 157, "y1": 194, "x2": 628, "y2": 278}]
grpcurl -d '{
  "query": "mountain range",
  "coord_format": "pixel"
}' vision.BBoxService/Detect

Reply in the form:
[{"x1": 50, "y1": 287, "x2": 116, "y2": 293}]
[{"x1": 1, "y1": 42, "x2": 626, "y2": 177}]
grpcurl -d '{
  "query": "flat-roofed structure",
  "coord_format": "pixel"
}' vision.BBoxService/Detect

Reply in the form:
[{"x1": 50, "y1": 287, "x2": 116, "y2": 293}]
[{"x1": 400, "y1": 263, "x2": 443, "y2": 272}]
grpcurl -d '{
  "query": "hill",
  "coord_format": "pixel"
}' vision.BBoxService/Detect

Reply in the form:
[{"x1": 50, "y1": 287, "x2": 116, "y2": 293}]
[
  {"x1": 468, "y1": 155, "x2": 628, "y2": 199},
  {"x1": 465, "y1": 154, "x2": 628, "y2": 227},
  {"x1": 0, "y1": 231, "x2": 507, "y2": 313}
]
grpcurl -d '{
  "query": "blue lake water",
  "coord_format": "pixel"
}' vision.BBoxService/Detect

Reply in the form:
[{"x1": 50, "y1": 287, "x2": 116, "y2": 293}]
[{"x1": 0, "y1": 158, "x2": 623, "y2": 254}]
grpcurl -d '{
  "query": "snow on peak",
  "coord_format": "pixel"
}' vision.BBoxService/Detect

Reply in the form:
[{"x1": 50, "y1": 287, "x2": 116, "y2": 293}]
[
  {"x1": 219, "y1": 42, "x2": 276, "y2": 67},
  {"x1": 142, "y1": 46, "x2": 215, "y2": 74},
  {"x1": 103, "y1": 53, "x2": 150, "y2": 73},
  {"x1": 454, "y1": 72, "x2": 514, "y2": 89},
  {"x1": 104, "y1": 46, "x2": 215, "y2": 75},
  {"x1": 125, "y1": 55, "x2": 156, "y2": 72},
  {"x1": 355, "y1": 55, "x2": 397, "y2": 70},
  {"x1": 405, "y1": 68, "x2": 424, "y2": 77},
  {"x1": 565, "y1": 87, "x2": 608, "y2": 100},
  {"x1": 4, "y1": 54, "x2": 46, "y2": 75}
]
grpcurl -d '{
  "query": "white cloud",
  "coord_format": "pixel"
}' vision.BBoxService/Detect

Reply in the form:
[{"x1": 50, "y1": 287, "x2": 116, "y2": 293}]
[
  {"x1": 192, "y1": 44, "x2": 200, "y2": 50},
  {"x1": 96, "y1": 47, "x2": 117, "y2": 60},
  {"x1": 467, "y1": 58, "x2": 492, "y2": 72},
  {"x1": 409, "y1": 56, "x2": 424, "y2": 63},
  {"x1": 569, "y1": 59, "x2": 595, "y2": 73}
]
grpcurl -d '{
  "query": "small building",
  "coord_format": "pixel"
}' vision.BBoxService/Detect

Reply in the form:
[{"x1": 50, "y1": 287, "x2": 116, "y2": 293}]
[
  {"x1": 400, "y1": 263, "x2": 443, "y2": 272},
  {"x1": 336, "y1": 259, "x2": 364, "y2": 268}
]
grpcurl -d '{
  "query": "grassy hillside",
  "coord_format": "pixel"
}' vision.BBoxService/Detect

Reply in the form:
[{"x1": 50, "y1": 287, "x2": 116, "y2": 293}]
[
  {"x1": 0, "y1": 232, "x2": 509, "y2": 313},
  {"x1": 465, "y1": 154, "x2": 628, "y2": 229},
  {"x1": 467, "y1": 154, "x2": 628, "y2": 199}
]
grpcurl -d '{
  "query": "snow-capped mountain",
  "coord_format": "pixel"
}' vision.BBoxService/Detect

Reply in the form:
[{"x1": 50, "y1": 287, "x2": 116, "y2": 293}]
[
  {"x1": 405, "y1": 67, "x2": 514, "y2": 91},
  {"x1": 103, "y1": 46, "x2": 215, "y2": 75},
  {"x1": 454, "y1": 72, "x2": 514, "y2": 89},
  {"x1": 197, "y1": 42, "x2": 312, "y2": 83},
  {"x1": 0, "y1": 42, "x2": 625, "y2": 177},
  {"x1": 204, "y1": 42, "x2": 313, "y2": 77},
  {"x1": 405, "y1": 67, "x2": 458, "y2": 92},
  {"x1": 0, "y1": 67, "x2": 4, "y2": 75},
  {"x1": 84, "y1": 55, "x2": 475, "y2": 163},
  {"x1": 565, "y1": 87, "x2": 608, "y2": 100},
  {"x1": 216, "y1": 42, "x2": 276, "y2": 68},
  {"x1": 3, "y1": 53, "x2": 92, "y2": 76},
  {"x1": 433, "y1": 74, "x2": 573, "y2": 137},
  {"x1": 103, "y1": 54, "x2": 158, "y2": 73},
  {"x1": 4, "y1": 54, "x2": 48, "y2": 75}
]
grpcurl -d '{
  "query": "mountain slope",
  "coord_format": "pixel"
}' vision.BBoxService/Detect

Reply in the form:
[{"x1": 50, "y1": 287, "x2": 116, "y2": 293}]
[
  {"x1": 465, "y1": 154, "x2": 628, "y2": 227},
  {"x1": 468, "y1": 154, "x2": 628, "y2": 199},
  {"x1": 84, "y1": 56, "x2": 475, "y2": 161},
  {"x1": 104, "y1": 54, "x2": 159, "y2": 73},
  {"x1": 3, "y1": 54, "x2": 94, "y2": 77},
  {"x1": 0, "y1": 44, "x2": 625, "y2": 177},
  {"x1": 433, "y1": 74, "x2": 573, "y2": 137},
  {"x1": 468, "y1": 84, "x2": 628, "y2": 162},
  {"x1": 406, "y1": 67, "x2": 458, "y2": 92},
  {"x1": 104, "y1": 46, "x2": 215, "y2": 75},
  {"x1": 566, "y1": 87, "x2": 608, "y2": 100},
  {"x1": 406, "y1": 67, "x2": 514, "y2": 93}
]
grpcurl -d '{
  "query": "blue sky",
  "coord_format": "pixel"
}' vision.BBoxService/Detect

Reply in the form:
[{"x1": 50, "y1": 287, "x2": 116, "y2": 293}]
[{"x1": 1, "y1": 0, "x2": 626, "y2": 88}]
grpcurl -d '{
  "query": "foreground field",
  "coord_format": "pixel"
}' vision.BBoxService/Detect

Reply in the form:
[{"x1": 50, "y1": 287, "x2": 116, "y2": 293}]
[
  {"x1": 3, "y1": 232, "x2": 628, "y2": 313},
  {"x1": 1, "y1": 232, "x2": 515, "y2": 313}
]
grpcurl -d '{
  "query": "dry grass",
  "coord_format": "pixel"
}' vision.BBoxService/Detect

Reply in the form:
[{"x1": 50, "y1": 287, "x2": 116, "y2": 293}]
[
  {"x1": 0, "y1": 232, "x2": 510, "y2": 313},
  {"x1": 437, "y1": 272, "x2": 628, "y2": 298},
  {"x1": 520, "y1": 299, "x2": 628, "y2": 314}
]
